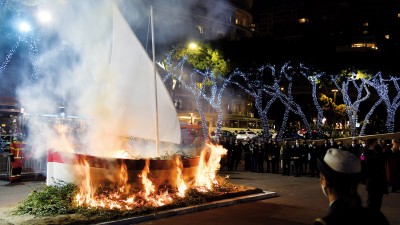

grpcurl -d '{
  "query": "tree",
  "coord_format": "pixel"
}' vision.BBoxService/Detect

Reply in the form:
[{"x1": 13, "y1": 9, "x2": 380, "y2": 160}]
[
  {"x1": 319, "y1": 94, "x2": 346, "y2": 131},
  {"x1": 299, "y1": 65, "x2": 325, "y2": 134},
  {"x1": 263, "y1": 63, "x2": 311, "y2": 140},
  {"x1": 164, "y1": 49, "x2": 234, "y2": 142},
  {"x1": 231, "y1": 66, "x2": 275, "y2": 140},
  {"x1": 367, "y1": 74, "x2": 400, "y2": 133},
  {"x1": 173, "y1": 42, "x2": 230, "y2": 76},
  {"x1": 331, "y1": 72, "x2": 371, "y2": 136}
]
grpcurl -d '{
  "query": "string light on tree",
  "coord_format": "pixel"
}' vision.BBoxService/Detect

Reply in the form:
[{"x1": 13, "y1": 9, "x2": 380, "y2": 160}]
[
  {"x1": 164, "y1": 51, "x2": 235, "y2": 142},
  {"x1": 367, "y1": 74, "x2": 400, "y2": 133},
  {"x1": 299, "y1": 64, "x2": 325, "y2": 134},
  {"x1": 331, "y1": 73, "x2": 370, "y2": 136},
  {"x1": 231, "y1": 66, "x2": 272, "y2": 140}
]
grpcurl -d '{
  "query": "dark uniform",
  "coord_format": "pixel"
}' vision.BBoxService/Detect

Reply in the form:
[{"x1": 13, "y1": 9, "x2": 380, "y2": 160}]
[
  {"x1": 271, "y1": 141, "x2": 280, "y2": 173},
  {"x1": 292, "y1": 142, "x2": 303, "y2": 177},
  {"x1": 313, "y1": 199, "x2": 389, "y2": 225},
  {"x1": 232, "y1": 141, "x2": 243, "y2": 171},
  {"x1": 281, "y1": 141, "x2": 292, "y2": 176},
  {"x1": 363, "y1": 146, "x2": 389, "y2": 210},
  {"x1": 257, "y1": 143, "x2": 264, "y2": 173},
  {"x1": 308, "y1": 142, "x2": 319, "y2": 177},
  {"x1": 265, "y1": 140, "x2": 273, "y2": 173}
]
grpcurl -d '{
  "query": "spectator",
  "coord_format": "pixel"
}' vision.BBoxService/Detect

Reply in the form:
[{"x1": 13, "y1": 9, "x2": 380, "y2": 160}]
[
  {"x1": 386, "y1": 139, "x2": 400, "y2": 193},
  {"x1": 271, "y1": 140, "x2": 280, "y2": 173},
  {"x1": 313, "y1": 148, "x2": 389, "y2": 225},
  {"x1": 362, "y1": 138, "x2": 389, "y2": 210},
  {"x1": 308, "y1": 141, "x2": 319, "y2": 177},
  {"x1": 292, "y1": 140, "x2": 303, "y2": 177},
  {"x1": 281, "y1": 140, "x2": 292, "y2": 176},
  {"x1": 347, "y1": 139, "x2": 361, "y2": 157}
]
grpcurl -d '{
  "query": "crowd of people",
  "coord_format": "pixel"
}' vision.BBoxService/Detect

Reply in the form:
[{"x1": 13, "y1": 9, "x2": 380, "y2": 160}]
[{"x1": 219, "y1": 137, "x2": 400, "y2": 200}]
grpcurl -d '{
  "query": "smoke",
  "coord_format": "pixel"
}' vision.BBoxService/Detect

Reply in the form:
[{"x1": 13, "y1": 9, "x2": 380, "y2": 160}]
[
  {"x1": 7, "y1": 0, "x2": 232, "y2": 162},
  {"x1": 15, "y1": 0, "x2": 183, "y2": 160}
]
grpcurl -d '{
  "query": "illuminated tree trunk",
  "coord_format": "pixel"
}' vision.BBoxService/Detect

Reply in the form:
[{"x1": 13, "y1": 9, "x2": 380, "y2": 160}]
[
  {"x1": 263, "y1": 95, "x2": 278, "y2": 139},
  {"x1": 254, "y1": 90, "x2": 269, "y2": 140},
  {"x1": 386, "y1": 111, "x2": 396, "y2": 133},
  {"x1": 359, "y1": 98, "x2": 382, "y2": 136},
  {"x1": 195, "y1": 95, "x2": 209, "y2": 141},
  {"x1": 277, "y1": 105, "x2": 290, "y2": 140},
  {"x1": 311, "y1": 83, "x2": 324, "y2": 133},
  {"x1": 299, "y1": 66, "x2": 325, "y2": 134}
]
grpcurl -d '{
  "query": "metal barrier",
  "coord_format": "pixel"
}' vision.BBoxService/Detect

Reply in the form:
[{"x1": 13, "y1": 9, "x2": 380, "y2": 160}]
[
  {"x1": 0, "y1": 152, "x2": 45, "y2": 180},
  {"x1": 0, "y1": 153, "x2": 10, "y2": 180}
]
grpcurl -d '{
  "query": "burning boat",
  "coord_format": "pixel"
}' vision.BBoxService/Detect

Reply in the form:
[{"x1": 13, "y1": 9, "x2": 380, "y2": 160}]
[{"x1": 43, "y1": 2, "x2": 226, "y2": 209}]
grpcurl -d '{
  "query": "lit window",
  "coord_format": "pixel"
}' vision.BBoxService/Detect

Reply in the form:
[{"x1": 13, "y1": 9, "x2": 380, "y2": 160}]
[
  {"x1": 298, "y1": 18, "x2": 308, "y2": 23},
  {"x1": 235, "y1": 19, "x2": 239, "y2": 24},
  {"x1": 385, "y1": 34, "x2": 390, "y2": 39},
  {"x1": 363, "y1": 30, "x2": 368, "y2": 34},
  {"x1": 398, "y1": 12, "x2": 400, "y2": 18},
  {"x1": 352, "y1": 43, "x2": 365, "y2": 48},
  {"x1": 363, "y1": 22, "x2": 369, "y2": 27},
  {"x1": 351, "y1": 42, "x2": 377, "y2": 50}
]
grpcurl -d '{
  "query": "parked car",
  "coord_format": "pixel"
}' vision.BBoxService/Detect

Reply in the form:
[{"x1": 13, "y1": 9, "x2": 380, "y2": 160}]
[
  {"x1": 210, "y1": 130, "x2": 234, "y2": 141},
  {"x1": 305, "y1": 131, "x2": 328, "y2": 140},
  {"x1": 282, "y1": 132, "x2": 305, "y2": 140},
  {"x1": 236, "y1": 130, "x2": 257, "y2": 140}
]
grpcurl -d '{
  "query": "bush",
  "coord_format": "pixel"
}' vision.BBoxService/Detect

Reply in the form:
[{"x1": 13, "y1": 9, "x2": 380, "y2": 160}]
[{"x1": 14, "y1": 181, "x2": 78, "y2": 216}]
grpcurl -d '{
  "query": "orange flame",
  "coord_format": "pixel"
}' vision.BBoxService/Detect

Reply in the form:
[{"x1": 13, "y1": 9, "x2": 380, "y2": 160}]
[
  {"x1": 174, "y1": 155, "x2": 187, "y2": 197},
  {"x1": 139, "y1": 159, "x2": 155, "y2": 198},
  {"x1": 73, "y1": 142, "x2": 227, "y2": 209},
  {"x1": 195, "y1": 142, "x2": 227, "y2": 191}
]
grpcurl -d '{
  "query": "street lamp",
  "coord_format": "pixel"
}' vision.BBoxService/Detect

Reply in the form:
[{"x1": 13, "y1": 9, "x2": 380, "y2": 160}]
[
  {"x1": 188, "y1": 42, "x2": 198, "y2": 50},
  {"x1": 18, "y1": 21, "x2": 32, "y2": 32},
  {"x1": 331, "y1": 89, "x2": 338, "y2": 104},
  {"x1": 36, "y1": 9, "x2": 52, "y2": 25}
]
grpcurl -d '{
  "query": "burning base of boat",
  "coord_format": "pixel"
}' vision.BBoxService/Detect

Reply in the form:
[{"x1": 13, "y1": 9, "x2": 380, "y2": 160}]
[{"x1": 45, "y1": 142, "x2": 249, "y2": 210}]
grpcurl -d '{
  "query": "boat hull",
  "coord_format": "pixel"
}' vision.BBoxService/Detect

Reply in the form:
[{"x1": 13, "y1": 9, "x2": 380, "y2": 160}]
[{"x1": 47, "y1": 150, "x2": 199, "y2": 187}]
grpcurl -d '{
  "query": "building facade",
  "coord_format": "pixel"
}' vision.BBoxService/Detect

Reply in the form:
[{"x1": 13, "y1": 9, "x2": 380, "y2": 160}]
[{"x1": 254, "y1": 0, "x2": 400, "y2": 52}]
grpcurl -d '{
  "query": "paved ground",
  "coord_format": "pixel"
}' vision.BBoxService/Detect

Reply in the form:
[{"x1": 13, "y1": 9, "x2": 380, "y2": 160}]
[
  {"x1": 139, "y1": 171, "x2": 400, "y2": 225},
  {"x1": 0, "y1": 171, "x2": 399, "y2": 225}
]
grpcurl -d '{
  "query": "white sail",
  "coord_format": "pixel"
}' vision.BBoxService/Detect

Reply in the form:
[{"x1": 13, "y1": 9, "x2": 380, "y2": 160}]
[{"x1": 109, "y1": 4, "x2": 181, "y2": 144}]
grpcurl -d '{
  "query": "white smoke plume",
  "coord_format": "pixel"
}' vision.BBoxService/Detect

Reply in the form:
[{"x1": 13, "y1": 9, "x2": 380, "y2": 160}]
[
  {"x1": 11, "y1": 0, "x2": 232, "y2": 163},
  {"x1": 15, "y1": 0, "x2": 187, "y2": 160}
]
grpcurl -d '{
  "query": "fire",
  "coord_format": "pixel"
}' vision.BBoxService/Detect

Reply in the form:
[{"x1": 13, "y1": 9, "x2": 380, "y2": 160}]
[
  {"x1": 174, "y1": 155, "x2": 187, "y2": 197},
  {"x1": 73, "y1": 142, "x2": 227, "y2": 210},
  {"x1": 195, "y1": 143, "x2": 227, "y2": 191}
]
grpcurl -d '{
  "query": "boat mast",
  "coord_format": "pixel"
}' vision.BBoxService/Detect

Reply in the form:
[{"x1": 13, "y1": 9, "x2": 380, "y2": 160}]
[{"x1": 151, "y1": 5, "x2": 160, "y2": 157}]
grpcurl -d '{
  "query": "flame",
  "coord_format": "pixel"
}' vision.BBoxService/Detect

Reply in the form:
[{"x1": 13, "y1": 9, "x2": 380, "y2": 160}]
[
  {"x1": 139, "y1": 159, "x2": 155, "y2": 198},
  {"x1": 174, "y1": 155, "x2": 187, "y2": 197},
  {"x1": 195, "y1": 143, "x2": 227, "y2": 191},
  {"x1": 118, "y1": 163, "x2": 130, "y2": 195},
  {"x1": 72, "y1": 142, "x2": 227, "y2": 210}
]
